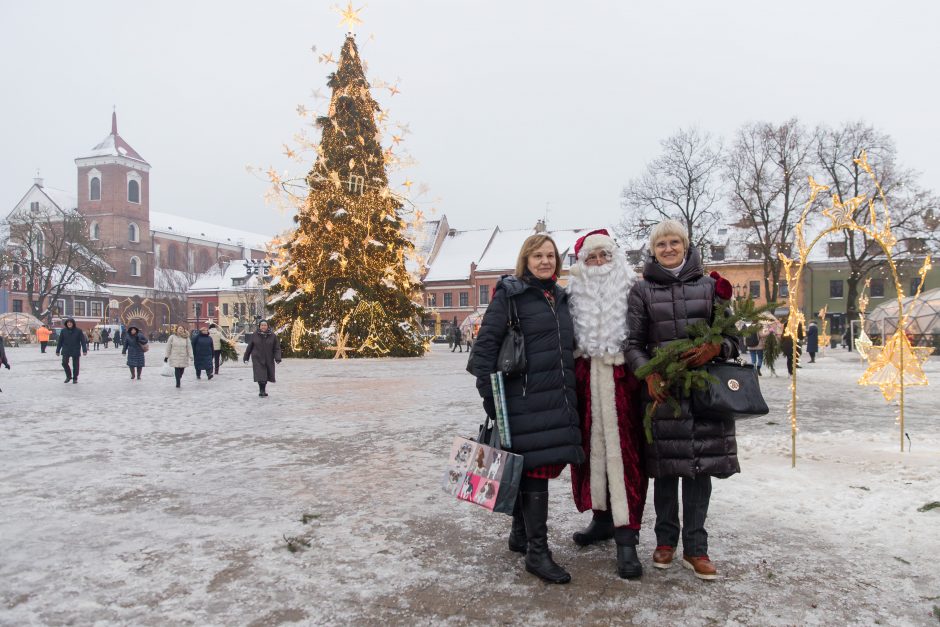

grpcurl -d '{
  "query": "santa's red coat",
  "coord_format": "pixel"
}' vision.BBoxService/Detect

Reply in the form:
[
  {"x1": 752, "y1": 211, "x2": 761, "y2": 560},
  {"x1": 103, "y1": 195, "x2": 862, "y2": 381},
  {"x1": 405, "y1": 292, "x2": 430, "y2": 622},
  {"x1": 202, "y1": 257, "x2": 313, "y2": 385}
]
[{"x1": 570, "y1": 356, "x2": 648, "y2": 529}]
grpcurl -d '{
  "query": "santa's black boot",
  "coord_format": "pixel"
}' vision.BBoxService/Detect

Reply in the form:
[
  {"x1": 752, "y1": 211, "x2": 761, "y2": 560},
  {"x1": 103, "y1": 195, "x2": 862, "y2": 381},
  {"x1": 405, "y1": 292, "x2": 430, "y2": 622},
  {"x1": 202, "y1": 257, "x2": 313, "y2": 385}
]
[
  {"x1": 508, "y1": 493, "x2": 527, "y2": 554},
  {"x1": 573, "y1": 509, "x2": 614, "y2": 547},
  {"x1": 521, "y1": 492, "x2": 570, "y2": 584},
  {"x1": 614, "y1": 527, "x2": 643, "y2": 579}
]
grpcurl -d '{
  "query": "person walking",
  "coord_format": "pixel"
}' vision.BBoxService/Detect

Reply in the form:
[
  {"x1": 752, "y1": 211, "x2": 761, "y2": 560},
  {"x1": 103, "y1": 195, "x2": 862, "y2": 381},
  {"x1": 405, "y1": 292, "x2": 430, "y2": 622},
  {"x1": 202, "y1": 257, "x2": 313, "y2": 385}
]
[
  {"x1": 806, "y1": 320, "x2": 819, "y2": 363},
  {"x1": 745, "y1": 326, "x2": 767, "y2": 376},
  {"x1": 469, "y1": 233, "x2": 584, "y2": 585},
  {"x1": 780, "y1": 325, "x2": 802, "y2": 376},
  {"x1": 191, "y1": 327, "x2": 215, "y2": 380},
  {"x1": 122, "y1": 326, "x2": 149, "y2": 380},
  {"x1": 625, "y1": 219, "x2": 742, "y2": 581},
  {"x1": 243, "y1": 320, "x2": 282, "y2": 397},
  {"x1": 56, "y1": 318, "x2": 88, "y2": 384},
  {"x1": 0, "y1": 338, "x2": 10, "y2": 392},
  {"x1": 91, "y1": 326, "x2": 102, "y2": 351},
  {"x1": 208, "y1": 323, "x2": 224, "y2": 375},
  {"x1": 101, "y1": 327, "x2": 111, "y2": 349},
  {"x1": 164, "y1": 326, "x2": 193, "y2": 388},
  {"x1": 450, "y1": 325, "x2": 463, "y2": 353},
  {"x1": 567, "y1": 229, "x2": 648, "y2": 579},
  {"x1": 113, "y1": 329, "x2": 122, "y2": 348},
  {"x1": 36, "y1": 324, "x2": 52, "y2": 353}
]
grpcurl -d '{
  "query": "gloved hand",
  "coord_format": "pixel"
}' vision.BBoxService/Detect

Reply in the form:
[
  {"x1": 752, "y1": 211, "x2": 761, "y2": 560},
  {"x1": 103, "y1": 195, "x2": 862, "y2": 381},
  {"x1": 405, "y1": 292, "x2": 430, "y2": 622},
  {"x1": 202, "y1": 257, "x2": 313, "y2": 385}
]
[
  {"x1": 4, "y1": 363, "x2": 9, "y2": 369},
  {"x1": 243, "y1": 358, "x2": 249, "y2": 364},
  {"x1": 645, "y1": 372, "x2": 667, "y2": 403},
  {"x1": 164, "y1": 357, "x2": 168, "y2": 363},
  {"x1": 275, "y1": 359, "x2": 282, "y2": 364},
  {"x1": 681, "y1": 342, "x2": 722, "y2": 368},
  {"x1": 482, "y1": 396, "x2": 497, "y2": 419}
]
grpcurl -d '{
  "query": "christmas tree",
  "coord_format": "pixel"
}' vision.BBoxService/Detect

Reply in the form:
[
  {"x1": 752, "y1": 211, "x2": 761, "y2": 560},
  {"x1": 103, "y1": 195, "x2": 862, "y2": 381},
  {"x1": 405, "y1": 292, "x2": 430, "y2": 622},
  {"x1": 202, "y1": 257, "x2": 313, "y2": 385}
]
[{"x1": 269, "y1": 35, "x2": 426, "y2": 358}]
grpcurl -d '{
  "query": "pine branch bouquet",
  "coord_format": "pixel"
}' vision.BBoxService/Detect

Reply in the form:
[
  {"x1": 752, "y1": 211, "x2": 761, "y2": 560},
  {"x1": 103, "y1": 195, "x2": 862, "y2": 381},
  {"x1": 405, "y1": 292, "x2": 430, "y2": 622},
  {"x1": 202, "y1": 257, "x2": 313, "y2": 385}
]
[
  {"x1": 633, "y1": 273, "x2": 777, "y2": 443},
  {"x1": 220, "y1": 338, "x2": 239, "y2": 364}
]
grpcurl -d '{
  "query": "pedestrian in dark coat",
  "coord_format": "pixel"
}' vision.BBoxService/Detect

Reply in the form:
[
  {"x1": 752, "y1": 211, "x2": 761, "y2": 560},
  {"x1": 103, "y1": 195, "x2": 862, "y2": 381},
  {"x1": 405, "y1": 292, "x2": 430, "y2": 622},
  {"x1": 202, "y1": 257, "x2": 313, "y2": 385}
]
[
  {"x1": 122, "y1": 326, "x2": 149, "y2": 379},
  {"x1": 470, "y1": 233, "x2": 583, "y2": 585},
  {"x1": 450, "y1": 326, "x2": 463, "y2": 352},
  {"x1": 191, "y1": 328, "x2": 215, "y2": 380},
  {"x1": 56, "y1": 318, "x2": 88, "y2": 384},
  {"x1": 101, "y1": 328, "x2": 111, "y2": 349},
  {"x1": 243, "y1": 320, "x2": 282, "y2": 397},
  {"x1": 0, "y1": 338, "x2": 10, "y2": 392},
  {"x1": 806, "y1": 320, "x2": 819, "y2": 362},
  {"x1": 625, "y1": 219, "x2": 742, "y2": 581}
]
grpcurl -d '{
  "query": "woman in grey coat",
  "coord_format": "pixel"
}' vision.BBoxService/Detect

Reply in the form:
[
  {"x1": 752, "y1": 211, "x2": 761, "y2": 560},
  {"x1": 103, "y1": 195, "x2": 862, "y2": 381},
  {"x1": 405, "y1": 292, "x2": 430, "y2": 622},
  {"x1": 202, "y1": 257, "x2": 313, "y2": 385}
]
[
  {"x1": 122, "y1": 326, "x2": 149, "y2": 380},
  {"x1": 243, "y1": 320, "x2": 282, "y2": 397}
]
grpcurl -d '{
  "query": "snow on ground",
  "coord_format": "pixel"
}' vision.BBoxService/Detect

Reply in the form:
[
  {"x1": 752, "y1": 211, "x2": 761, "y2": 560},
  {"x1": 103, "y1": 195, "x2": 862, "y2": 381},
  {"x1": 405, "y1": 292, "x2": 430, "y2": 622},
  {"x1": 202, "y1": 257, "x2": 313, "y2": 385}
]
[{"x1": 1, "y1": 344, "x2": 938, "y2": 626}]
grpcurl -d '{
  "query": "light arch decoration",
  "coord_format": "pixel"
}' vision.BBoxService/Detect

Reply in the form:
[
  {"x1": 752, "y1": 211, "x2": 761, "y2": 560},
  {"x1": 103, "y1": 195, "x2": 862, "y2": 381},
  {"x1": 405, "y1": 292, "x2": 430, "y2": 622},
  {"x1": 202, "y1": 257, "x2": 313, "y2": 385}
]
[{"x1": 779, "y1": 151, "x2": 933, "y2": 467}]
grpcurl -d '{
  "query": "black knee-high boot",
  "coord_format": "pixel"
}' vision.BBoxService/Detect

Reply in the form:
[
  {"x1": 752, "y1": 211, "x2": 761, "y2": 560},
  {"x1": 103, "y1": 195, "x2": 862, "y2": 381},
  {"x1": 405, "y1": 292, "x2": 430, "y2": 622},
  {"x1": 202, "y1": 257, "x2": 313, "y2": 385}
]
[
  {"x1": 573, "y1": 508, "x2": 614, "y2": 547},
  {"x1": 259, "y1": 382, "x2": 267, "y2": 397},
  {"x1": 508, "y1": 493, "x2": 527, "y2": 554},
  {"x1": 521, "y1": 491, "x2": 570, "y2": 584},
  {"x1": 136, "y1": 366, "x2": 142, "y2": 379},
  {"x1": 614, "y1": 527, "x2": 643, "y2": 579}
]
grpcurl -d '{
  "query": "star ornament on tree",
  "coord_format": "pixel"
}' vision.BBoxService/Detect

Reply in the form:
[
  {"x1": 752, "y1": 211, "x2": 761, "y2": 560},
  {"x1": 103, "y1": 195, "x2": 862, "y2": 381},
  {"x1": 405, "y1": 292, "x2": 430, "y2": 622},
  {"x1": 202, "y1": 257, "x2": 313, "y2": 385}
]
[
  {"x1": 328, "y1": 329, "x2": 356, "y2": 359},
  {"x1": 335, "y1": 2, "x2": 364, "y2": 31}
]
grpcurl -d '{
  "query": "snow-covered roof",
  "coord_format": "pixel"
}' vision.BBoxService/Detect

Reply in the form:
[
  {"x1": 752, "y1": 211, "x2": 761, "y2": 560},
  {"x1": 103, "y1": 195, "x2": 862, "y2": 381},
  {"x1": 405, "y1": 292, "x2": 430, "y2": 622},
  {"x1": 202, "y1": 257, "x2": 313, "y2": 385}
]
[
  {"x1": 77, "y1": 112, "x2": 148, "y2": 164},
  {"x1": 422, "y1": 228, "x2": 495, "y2": 282},
  {"x1": 39, "y1": 186, "x2": 78, "y2": 212},
  {"x1": 404, "y1": 218, "x2": 444, "y2": 275},
  {"x1": 150, "y1": 210, "x2": 272, "y2": 251},
  {"x1": 51, "y1": 265, "x2": 111, "y2": 295},
  {"x1": 475, "y1": 228, "x2": 531, "y2": 272},
  {"x1": 188, "y1": 260, "x2": 265, "y2": 293},
  {"x1": 155, "y1": 268, "x2": 195, "y2": 292}
]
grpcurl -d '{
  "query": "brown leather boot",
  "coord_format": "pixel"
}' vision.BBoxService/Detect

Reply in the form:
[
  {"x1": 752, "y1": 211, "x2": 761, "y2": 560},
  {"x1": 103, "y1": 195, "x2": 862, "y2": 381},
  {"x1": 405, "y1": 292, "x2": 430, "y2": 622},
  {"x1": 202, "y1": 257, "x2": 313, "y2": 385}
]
[
  {"x1": 652, "y1": 545, "x2": 676, "y2": 569},
  {"x1": 682, "y1": 555, "x2": 718, "y2": 580}
]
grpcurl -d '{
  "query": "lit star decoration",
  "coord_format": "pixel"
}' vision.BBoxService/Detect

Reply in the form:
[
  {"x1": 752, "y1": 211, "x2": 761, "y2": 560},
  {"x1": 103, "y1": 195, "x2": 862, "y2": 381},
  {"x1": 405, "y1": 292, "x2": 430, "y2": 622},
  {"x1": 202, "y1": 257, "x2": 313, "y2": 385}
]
[
  {"x1": 335, "y1": 2, "x2": 364, "y2": 31},
  {"x1": 778, "y1": 150, "x2": 932, "y2": 464}
]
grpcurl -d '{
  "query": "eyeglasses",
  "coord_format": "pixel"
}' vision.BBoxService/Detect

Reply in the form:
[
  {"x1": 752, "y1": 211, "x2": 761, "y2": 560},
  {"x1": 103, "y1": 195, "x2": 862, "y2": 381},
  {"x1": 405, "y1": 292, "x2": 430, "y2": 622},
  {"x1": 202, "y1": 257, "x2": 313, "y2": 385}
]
[{"x1": 584, "y1": 250, "x2": 613, "y2": 265}]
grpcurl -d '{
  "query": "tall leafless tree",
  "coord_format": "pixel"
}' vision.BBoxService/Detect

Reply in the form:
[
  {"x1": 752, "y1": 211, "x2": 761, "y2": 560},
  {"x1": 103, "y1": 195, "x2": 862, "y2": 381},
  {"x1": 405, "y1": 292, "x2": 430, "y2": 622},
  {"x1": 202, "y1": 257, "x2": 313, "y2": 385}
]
[
  {"x1": 726, "y1": 118, "x2": 815, "y2": 302},
  {"x1": 3, "y1": 206, "x2": 109, "y2": 321},
  {"x1": 153, "y1": 267, "x2": 199, "y2": 327},
  {"x1": 813, "y1": 121, "x2": 938, "y2": 322},
  {"x1": 619, "y1": 127, "x2": 724, "y2": 250}
]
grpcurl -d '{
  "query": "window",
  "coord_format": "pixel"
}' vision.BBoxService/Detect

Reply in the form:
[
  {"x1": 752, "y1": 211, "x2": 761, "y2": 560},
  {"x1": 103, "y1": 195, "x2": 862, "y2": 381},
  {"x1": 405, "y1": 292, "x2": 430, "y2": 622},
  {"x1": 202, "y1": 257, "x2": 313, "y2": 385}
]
[
  {"x1": 870, "y1": 278, "x2": 885, "y2": 298},
  {"x1": 193, "y1": 302, "x2": 202, "y2": 318},
  {"x1": 443, "y1": 293, "x2": 453, "y2": 307},
  {"x1": 479, "y1": 285, "x2": 490, "y2": 305},
  {"x1": 11, "y1": 279, "x2": 20, "y2": 290},
  {"x1": 91, "y1": 301, "x2": 103, "y2": 317},
  {"x1": 749, "y1": 281, "x2": 761, "y2": 299},
  {"x1": 167, "y1": 244, "x2": 179, "y2": 269},
  {"x1": 12, "y1": 300, "x2": 22, "y2": 313},
  {"x1": 779, "y1": 282, "x2": 789, "y2": 297},
  {"x1": 128, "y1": 179, "x2": 140, "y2": 203},
  {"x1": 74, "y1": 300, "x2": 87, "y2": 317},
  {"x1": 222, "y1": 303, "x2": 230, "y2": 316},
  {"x1": 34, "y1": 231, "x2": 44, "y2": 257},
  {"x1": 347, "y1": 174, "x2": 364, "y2": 194},
  {"x1": 568, "y1": 254, "x2": 576, "y2": 266},
  {"x1": 459, "y1": 292, "x2": 468, "y2": 307},
  {"x1": 30, "y1": 201, "x2": 39, "y2": 212},
  {"x1": 12, "y1": 263, "x2": 20, "y2": 275},
  {"x1": 747, "y1": 244, "x2": 762, "y2": 260},
  {"x1": 710, "y1": 246, "x2": 725, "y2": 261},
  {"x1": 907, "y1": 238, "x2": 927, "y2": 254},
  {"x1": 777, "y1": 243, "x2": 792, "y2": 257},
  {"x1": 828, "y1": 242, "x2": 846, "y2": 258},
  {"x1": 128, "y1": 223, "x2": 140, "y2": 243},
  {"x1": 627, "y1": 250, "x2": 643, "y2": 265},
  {"x1": 911, "y1": 277, "x2": 922, "y2": 296},
  {"x1": 717, "y1": 228, "x2": 728, "y2": 236},
  {"x1": 428, "y1": 293, "x2": 437, "y2": 307},
  {"x1": 829, "y1": 279, "x2": 844, "y2": 298},
  {"x1": 54, "y1": 299, "x2": 65, "y2": 316},
  {"x1": 90, "y1": 177, "x2": 101, "y2": 201},
  {"x1": 208, "y1": 302, "x2": 217, "y2": 317},
  {"x1": 90, "y1": 221, "x2": 100, "y2": 240},
  {"x1": 198, "y1": 249, "x2": 211, "y2": 272},
  {"x1": 130, "y1": 256, "x2": 141, "y2": 277}
]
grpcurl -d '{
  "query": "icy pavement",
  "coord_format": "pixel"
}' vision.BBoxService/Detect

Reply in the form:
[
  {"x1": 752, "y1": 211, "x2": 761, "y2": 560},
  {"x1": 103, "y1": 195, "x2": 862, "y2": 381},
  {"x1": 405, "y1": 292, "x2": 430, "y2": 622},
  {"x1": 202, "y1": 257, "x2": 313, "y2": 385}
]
[{"x1": 1, "y1": 344, "x2": 938, "y2": 626}]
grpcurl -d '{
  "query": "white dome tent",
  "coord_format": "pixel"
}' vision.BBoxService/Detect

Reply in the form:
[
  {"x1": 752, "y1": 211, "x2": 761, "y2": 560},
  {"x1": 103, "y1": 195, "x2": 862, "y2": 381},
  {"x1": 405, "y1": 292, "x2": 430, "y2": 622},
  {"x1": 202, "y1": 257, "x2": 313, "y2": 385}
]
[
  {"x1": 0, "y1": 312, "x2": 45, "y2": 345},
  {"x1": 866, "y1": 287, "x2": 940, "y2": 346}
]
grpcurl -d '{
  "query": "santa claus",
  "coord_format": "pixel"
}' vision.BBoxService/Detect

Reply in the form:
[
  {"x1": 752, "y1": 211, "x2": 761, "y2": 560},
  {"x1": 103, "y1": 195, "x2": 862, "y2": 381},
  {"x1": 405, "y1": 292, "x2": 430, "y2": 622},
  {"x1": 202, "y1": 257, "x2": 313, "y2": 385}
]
[{"x1": 567, "y1": 229, "x2": 648, "y2": 579}]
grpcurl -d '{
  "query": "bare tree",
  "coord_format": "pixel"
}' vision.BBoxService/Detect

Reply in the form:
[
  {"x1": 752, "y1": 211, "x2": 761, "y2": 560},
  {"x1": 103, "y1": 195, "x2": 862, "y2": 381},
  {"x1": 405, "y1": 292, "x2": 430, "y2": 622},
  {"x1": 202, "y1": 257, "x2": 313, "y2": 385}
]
[
  {"x1": 813, "y1": 121, "x2": 937, "y2": 322},
  {"x1": 153, "y1": 267, "x2": 199, "y2": 327},
  {"x1": 726, "y1": 118, "x2": 814, "y2": 301},
  {"x1": 619, "y1": 127, "x2": 724, "y2": 250},
  {"x1": 3, "y1": 206, "x2": 109, "y2": 321}
]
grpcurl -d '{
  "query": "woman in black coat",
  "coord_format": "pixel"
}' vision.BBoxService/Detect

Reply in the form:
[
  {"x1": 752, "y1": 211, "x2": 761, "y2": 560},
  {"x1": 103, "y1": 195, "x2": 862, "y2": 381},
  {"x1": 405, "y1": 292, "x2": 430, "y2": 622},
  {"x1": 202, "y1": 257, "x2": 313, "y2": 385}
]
[
  {"x1": 625, "y1": 219, "x2": 741, "y2": 581},
  {"x1": 122, "y1": 326, "x2": 149, "y2": 379},
  {"x1": 243, "y1": 320, "x2": 282, "y2": 397},
  {"x1": 470, "y1": 233, "x2": 583, "y2": 584},
  {"x1": 191, "y1": 327, "x2": 215, "y2": 380}
]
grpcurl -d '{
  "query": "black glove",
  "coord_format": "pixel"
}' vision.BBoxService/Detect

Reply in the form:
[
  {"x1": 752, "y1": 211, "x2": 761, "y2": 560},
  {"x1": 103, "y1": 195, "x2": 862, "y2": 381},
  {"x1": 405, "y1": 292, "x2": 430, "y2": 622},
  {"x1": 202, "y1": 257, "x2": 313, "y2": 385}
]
[
  {"x1": 243, "y1": 358, "x2": 249, "y2": 363},
  {"x1": 275, "y1": 359, "x2": 281, "y2": 364},
  {"x1": 482, "y1": 396, "x2": 497, "y2": 419},
  {"x1": 164, "y1": 357, "x2": 168, "y2": 363},
  {"x1": 4, "y1": 363, "x2": 9, "y2": 369}
]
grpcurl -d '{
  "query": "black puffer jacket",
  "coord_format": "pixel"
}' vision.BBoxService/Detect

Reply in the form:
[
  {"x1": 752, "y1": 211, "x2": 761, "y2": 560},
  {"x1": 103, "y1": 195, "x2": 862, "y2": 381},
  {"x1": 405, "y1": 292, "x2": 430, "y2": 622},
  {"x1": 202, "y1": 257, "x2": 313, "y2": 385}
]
[
  {"x1": 56, "y1": 319, "x2": 88, "y2": 357},
  {"x1": 471, "y1": 275, "x2": 584, "y2": 471},
  {"x1": 625, "y1": 247, "x2": 742, "y2": 479}
]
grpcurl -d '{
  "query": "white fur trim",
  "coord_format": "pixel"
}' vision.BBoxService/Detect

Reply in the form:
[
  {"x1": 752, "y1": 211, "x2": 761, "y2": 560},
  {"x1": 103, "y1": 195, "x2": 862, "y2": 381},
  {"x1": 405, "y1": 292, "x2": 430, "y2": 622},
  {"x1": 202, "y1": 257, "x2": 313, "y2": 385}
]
[
  {"x1": 589, "y1": 359, "x2": 629, "y2": 527},
  {"x1": 580, "y1": 234, "x2": 615, "y2": 256}
]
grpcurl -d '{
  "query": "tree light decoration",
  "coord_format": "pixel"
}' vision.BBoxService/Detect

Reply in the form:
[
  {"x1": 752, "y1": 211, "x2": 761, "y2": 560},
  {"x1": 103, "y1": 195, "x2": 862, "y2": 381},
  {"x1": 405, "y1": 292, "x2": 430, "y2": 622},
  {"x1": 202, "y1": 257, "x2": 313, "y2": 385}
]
[
  {"x1": 855, "y1": 280, "x2": 874, "y2": 360},
  {"x1": 780, "y1": 153, "x2": 932, "y2": 465},
  {"x1": 266, "y1": 32, "x2": 427, "y2": 358}
]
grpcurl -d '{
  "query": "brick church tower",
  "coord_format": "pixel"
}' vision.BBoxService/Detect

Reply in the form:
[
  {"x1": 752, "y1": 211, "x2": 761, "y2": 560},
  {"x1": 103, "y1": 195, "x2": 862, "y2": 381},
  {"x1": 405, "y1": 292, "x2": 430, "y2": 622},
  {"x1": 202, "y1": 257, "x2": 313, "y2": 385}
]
[{"x1": 75, "y1": 111, "x2": 154, "y2": 290}]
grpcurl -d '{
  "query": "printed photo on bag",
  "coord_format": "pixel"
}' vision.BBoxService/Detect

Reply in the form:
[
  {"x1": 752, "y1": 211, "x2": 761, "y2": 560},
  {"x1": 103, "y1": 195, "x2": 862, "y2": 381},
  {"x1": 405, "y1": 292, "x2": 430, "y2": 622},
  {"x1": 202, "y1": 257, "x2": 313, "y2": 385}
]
[
  {"x1": 451, "y1": 439, "x2": 476, "y2": 467},
  {"x1": 458, "y1": 474, "x2": 475, "y2": 501},
  {"x1": 486, "y1": 449, "x2": 506, "y2": 480},
  {"x1": 472, "y1": 479, "x2": 499, "y2": 509},
  {"x1": 443, "y1": 468, "x2": 464, "y2": 496}
]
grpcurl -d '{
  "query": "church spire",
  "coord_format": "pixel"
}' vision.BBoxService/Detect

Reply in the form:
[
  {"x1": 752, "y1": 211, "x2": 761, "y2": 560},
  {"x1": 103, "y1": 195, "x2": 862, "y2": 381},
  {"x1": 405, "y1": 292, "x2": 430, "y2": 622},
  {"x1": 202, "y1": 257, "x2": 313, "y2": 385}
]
[{"x1": 111, "y1": 107, "x2": 118, "y2": 135}]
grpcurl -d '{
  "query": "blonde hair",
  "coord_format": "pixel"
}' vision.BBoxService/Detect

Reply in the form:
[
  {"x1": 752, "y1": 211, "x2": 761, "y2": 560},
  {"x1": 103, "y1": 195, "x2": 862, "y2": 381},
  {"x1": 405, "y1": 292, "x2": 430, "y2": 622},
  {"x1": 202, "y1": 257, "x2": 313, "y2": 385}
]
[
  {"x1": 648, "y1": 219, "x2": 690, "y2": 251},
  {"x1": 515, "y1": 234, "x2": 562, "y2": 278}
]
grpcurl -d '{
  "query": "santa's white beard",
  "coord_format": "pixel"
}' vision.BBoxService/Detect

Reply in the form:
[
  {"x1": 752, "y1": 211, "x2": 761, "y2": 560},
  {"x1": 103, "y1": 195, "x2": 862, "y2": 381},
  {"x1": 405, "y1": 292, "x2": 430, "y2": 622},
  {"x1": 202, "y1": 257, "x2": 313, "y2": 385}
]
[{"x1": 567, "y1": 255, "x2": 635, "y2": 362}]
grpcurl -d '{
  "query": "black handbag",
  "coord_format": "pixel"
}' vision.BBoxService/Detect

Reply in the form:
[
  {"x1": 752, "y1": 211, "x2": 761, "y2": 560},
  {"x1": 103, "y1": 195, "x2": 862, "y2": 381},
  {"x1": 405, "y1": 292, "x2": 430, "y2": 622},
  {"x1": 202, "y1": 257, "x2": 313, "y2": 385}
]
[
  {"x1": 690, "y1": 361, "x2": 769, "y2": 420},
  {"x1": 496, "y1": 297, "x2": 526, "y2": 377}
]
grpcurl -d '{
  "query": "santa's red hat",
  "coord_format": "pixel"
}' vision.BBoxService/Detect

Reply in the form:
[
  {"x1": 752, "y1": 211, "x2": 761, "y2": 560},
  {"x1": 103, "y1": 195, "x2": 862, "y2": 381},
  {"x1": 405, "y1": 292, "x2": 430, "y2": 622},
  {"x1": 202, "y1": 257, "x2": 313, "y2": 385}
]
[{"x1": 573, "y1": 229, "x2": 615, "y2": 259}]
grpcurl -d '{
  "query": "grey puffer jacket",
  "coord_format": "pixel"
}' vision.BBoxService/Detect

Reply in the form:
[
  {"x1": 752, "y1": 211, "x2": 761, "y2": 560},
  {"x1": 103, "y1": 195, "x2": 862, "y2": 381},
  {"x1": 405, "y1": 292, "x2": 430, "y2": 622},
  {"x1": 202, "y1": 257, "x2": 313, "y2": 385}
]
[{"x1": 625, "y1": 247, "x2": 742, "y2": 479}]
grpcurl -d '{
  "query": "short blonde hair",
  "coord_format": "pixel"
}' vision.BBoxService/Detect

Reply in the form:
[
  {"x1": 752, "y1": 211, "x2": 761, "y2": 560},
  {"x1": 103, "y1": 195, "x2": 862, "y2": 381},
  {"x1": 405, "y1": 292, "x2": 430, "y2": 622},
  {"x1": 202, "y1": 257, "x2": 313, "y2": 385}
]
[
  {"x1": 515, "y1": 234, "x2": 562, "y2": 278},
  {"x1": 648, "y1": 219, "x2": 690, "y2": 251}
]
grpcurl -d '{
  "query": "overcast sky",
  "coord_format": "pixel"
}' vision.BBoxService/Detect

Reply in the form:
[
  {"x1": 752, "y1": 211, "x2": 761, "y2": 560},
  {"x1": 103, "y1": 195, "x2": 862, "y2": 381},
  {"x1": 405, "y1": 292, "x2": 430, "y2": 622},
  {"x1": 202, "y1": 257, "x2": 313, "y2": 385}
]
[{"x1": 3, "y1": 1, "x2": 939, "y2": 238}]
